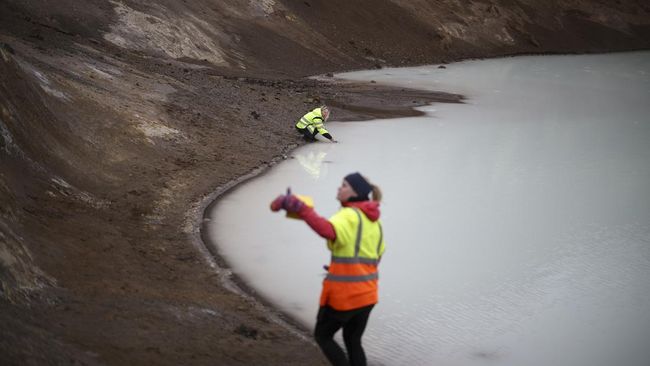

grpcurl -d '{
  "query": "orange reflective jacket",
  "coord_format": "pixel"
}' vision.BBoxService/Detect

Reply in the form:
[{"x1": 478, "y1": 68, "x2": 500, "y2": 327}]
[{"x1": 320, "y1": 206, "x2": 385, "y2": 310}]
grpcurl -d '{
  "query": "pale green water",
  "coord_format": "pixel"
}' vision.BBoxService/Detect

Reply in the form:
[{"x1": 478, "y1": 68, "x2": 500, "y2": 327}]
[{"x1": 207, "y1": 52, "x2": 650, "y2": 366}]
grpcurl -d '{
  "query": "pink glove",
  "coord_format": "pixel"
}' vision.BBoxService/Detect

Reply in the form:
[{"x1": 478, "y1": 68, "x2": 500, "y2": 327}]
[
  {"x1": 270, "y1": 195, "x2": 286, "y2": 212},
  {"x1": 283, "y1": 195, "x2": 305, "y2": 213},
  {"x1": 269, "y1": 194, "x2": 304, "y2": 213}
]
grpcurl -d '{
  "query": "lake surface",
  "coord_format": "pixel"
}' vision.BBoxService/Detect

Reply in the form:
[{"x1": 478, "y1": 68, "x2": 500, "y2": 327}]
[{"x1": 206, "y1": 52, "x2": 650, "y2": 366}]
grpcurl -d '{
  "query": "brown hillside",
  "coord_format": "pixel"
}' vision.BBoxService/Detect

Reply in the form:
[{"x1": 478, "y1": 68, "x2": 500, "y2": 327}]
[{"x1": 1, "y1": 1, "x2": 649, "y2": 364}]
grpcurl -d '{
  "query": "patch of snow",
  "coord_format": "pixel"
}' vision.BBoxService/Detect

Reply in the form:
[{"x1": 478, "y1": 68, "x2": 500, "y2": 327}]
[
  {"x1": 0, "y1": 113, "x2": 15, "y2": 154},
  {"x1": 50, "y1": 176, "x2": 110, "y2": 208},
  {"x1": 85, "y1": 63, "x2": 118, "y2": 79},
  {"x1": 104, "y1": 1, "x2": 229, "y2": 66},
  {"x1": 136, "y1": 121, "x2": 180, "y2": 139},
  {"x1": 18, "y1": 61, "x2": 71, "y2": 101},
  {"x1": 249, "y1": 0, "x2": 276, "y2": 16}
]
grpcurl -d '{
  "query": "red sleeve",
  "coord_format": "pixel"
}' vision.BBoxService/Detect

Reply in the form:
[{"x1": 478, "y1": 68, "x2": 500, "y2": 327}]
[{"x1": 298, "y1": 206, "x2": 336, "y2": 240}]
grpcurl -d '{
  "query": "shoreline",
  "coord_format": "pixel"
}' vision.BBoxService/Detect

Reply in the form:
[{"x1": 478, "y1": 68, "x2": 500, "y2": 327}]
[
  {"x1": 194, "y1": 79, "x2": 466, "y2": 344},
  {"x1": 196, "y1": 142, "x2": 314, "y2": 340}
]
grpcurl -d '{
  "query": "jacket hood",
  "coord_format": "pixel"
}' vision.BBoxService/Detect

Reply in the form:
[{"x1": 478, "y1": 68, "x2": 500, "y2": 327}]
[{"x1": 343, "y1": 201, "x2": 381, "y2": 221}]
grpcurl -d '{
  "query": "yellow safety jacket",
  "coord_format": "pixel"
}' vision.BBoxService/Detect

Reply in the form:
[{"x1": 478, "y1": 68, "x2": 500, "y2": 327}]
[
  {"x1": 295, "y1": 108, "x2": 330, "y2": 136},
  {"x1": 320, "y1": 206, "x2": 385, "y2": 311}
]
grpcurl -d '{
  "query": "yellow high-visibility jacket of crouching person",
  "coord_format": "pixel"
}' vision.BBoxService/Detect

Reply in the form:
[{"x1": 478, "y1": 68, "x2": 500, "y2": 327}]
[{"x1": 295, "y1": 107, "x2": 333, "y2": 141}]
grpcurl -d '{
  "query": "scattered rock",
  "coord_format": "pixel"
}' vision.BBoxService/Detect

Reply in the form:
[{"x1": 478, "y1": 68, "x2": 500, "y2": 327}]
[
  {"x1": 1, "y1": 43, "x2": 15, "y2": 54},
  {"x1": 234, "y1": 324, "x2": 259, "y2": 339}
]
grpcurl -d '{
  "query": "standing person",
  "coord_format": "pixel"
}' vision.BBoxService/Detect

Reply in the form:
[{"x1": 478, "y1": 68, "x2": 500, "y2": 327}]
[
  {"x1": 270, "y1": 172, "x2": 385, "y2": 366},
  {"x1": 296, "y1": 105, "x2": 337, "y2": 142}
]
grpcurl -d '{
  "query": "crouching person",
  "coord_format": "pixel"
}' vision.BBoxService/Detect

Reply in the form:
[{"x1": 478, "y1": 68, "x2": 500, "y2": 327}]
[{"x1": 295, "y1": 105, "x2": 336, "y2": 142}]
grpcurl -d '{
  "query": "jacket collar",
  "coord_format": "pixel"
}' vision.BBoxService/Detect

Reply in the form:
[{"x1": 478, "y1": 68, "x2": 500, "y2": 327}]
[{"x1": 342, "y1": 201, "x2": 381, "y2": 221}]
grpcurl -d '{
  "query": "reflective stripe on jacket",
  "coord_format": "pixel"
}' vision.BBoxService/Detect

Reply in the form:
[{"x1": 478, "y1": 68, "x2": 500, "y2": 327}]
[
  {"x1": 320, "y1": 207, "x2": 385, "y2": 310},
  {"x1": 295, "y1": 108, "x2": 329, "y2": 135}
]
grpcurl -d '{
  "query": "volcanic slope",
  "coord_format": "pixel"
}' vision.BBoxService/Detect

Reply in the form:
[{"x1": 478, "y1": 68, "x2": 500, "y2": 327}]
[{"x1": 1, "y1": 1, "x2": 649, "y2": 365}]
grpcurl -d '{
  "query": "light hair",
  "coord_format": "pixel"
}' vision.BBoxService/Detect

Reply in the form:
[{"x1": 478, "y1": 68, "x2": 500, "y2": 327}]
[
  {"x1": 320, "y1": 105, "x2": 329, "y2": 118},
  {"x1": 370, "y1": 184, "x2": 382, "y2": 202},
  {"x1": 360, "y1": 174, "x2": 381, "y2": 202}
]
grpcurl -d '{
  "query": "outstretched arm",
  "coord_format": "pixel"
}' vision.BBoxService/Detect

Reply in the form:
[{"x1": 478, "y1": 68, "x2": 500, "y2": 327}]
[
  {"x1": 321, "y1": 132, "x2": 336, "y2": 142},
  {"x1": 299, "y1": 206, "x2": 336, "y2": 240},
  {"x1": 270, "y1": 194, "x2": 336, "y2": 240},
  {"x1": 316, "y1": 123, "x2": 336, "y2": 142}
]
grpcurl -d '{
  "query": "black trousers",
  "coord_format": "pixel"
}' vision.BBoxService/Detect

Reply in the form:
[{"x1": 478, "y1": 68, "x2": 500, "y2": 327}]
[
  {"x1": 296, "y1": 126, "x2": 318, "y2": 141},
  {"x1": 314, "y1": 304, "x2": 375, "y2": 366}
]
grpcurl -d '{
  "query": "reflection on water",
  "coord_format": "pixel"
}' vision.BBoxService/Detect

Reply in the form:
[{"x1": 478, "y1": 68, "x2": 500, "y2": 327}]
[
  {"x1": 295, "y1": 150, "x2": 329, "y2": 179},
  {"x1": 207, "y1": 52, "x2": 650, "y2": 366}
]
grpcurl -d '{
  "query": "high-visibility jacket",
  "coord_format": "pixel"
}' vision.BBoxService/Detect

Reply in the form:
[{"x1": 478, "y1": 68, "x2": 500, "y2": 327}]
[
  {"x1": 296, "y1": 108, "x2": 330, "y2": 136},
  {"x1": 320, "y1": 204, "x2": 385, "y2": 311}
]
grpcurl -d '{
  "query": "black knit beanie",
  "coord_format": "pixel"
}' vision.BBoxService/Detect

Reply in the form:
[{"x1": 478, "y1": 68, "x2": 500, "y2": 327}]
[{"x1": 344, "y1": 172, "x2": 372, "y2": 201}]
